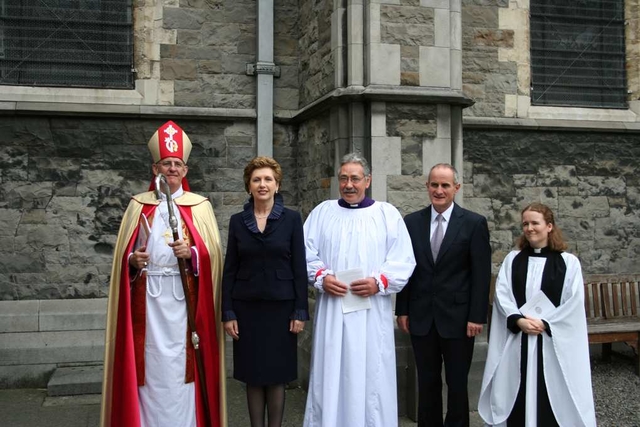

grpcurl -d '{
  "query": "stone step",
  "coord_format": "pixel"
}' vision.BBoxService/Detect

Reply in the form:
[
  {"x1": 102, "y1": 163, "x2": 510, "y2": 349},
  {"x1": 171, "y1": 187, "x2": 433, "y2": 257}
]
[
  {"x1": 39, "y1": 299, "x2": 107, "y2": 332},
  {"x1": 0, "y1": 299, "x2": 107, "y2": 334},
  {"x1": 0, "y1": 330, "x2": 105, "y2": 365},
  {"x1": 47, "y1": 366, "x2": 103, "y2": 397},
  {"x1": 0, "y1": 298, "x2": 106, "y2": 389}
]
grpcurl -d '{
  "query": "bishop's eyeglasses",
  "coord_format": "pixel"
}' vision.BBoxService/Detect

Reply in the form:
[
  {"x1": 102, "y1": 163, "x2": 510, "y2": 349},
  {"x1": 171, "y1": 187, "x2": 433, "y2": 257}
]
[{"x1": 157, "y1": 160, "x2": 186, "y2": 169}]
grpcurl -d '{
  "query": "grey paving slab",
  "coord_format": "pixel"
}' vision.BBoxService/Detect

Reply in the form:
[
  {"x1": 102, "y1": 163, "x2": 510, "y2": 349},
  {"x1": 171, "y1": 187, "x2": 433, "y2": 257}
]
[
  {"x1": 0, "y1": 389, "x2": 99, "y2": 427},
  {"x1": 227, "y1": 379, "x2": 307, "y2": 427},
  {"x1": 0, "y1": 381, "x2": 484, "y2": 427}
]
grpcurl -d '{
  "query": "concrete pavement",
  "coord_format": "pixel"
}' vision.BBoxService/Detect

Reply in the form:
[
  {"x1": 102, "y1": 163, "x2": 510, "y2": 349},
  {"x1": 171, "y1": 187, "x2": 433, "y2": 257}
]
[{"x1": 0, "y1": 379, "x2": 484, "y2": 427}]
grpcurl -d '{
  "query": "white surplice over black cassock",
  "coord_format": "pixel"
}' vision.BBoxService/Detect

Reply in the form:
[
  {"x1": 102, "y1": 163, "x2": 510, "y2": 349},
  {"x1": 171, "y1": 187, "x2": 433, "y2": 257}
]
[
  {"x1": 478, "y1": 248, "x2": 596, "y2": 427},
  {"x1": 302, "y1": 199, "x2": 416, "y2": 427}
]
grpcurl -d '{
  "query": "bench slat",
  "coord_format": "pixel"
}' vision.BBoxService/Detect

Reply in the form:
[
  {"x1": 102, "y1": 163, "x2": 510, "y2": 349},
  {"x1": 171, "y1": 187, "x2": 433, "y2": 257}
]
[
  {"x1": 621, "y1": 282, "x2": 628, "y2": 316},
  {"x1": 603, "y1": 283, "x2": 612, "y2": 319},
  {"x1": 588, "y1": 319, "x2": 640, "y2": 332},
  {"x1": 613, "y1": 282, "x2": 621, "y2": 317},
  {"x1": 631, "y1": 281, "x2": 638, "y2": 316},
  {"x1": 592, "y1": 282, "x2": 601, "y2": 319},
  {"x1": 588, "y1": 331, "x2": 639, "y2": 344}
]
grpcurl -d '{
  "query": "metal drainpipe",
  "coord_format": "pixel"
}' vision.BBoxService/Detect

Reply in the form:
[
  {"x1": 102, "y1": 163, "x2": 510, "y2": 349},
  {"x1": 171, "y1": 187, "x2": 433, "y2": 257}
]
[
  {"x1": 248, "y1": 0, "x2": 279, "y2": 157},
  {"x1": 452, "y1": 106, "x2": 464, "y2": 205}
]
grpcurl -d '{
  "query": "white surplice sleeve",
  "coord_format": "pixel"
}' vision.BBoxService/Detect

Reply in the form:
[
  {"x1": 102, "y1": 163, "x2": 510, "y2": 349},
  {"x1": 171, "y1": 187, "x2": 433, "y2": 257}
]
[
  {"x1": 541, "y1": 253, "x2": 596, "y2": 427},
  {"x1": 303, "y1": 202, "x2": 331, "y2": 292},
  {"x1": 478, "y1": 250, "x2": 522, "y2": 425},
  {"x1": 371, "y1": 203, "x2": 416, "y2": 295}
]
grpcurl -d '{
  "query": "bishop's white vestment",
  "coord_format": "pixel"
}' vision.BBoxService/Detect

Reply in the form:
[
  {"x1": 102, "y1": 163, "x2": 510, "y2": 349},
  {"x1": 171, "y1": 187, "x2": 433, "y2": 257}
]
[{"x1": 303, "y1": 200, "x2": 416, "y2": 427}]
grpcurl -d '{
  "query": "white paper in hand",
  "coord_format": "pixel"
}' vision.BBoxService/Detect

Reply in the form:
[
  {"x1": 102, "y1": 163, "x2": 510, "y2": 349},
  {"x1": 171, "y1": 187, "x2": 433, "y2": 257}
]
[
  {"x1": 336, "y1": 268, "x2": 371, "y2": 314},
  {"x1": 520, "y1": 291, "x2": 556, "y2": 319}
]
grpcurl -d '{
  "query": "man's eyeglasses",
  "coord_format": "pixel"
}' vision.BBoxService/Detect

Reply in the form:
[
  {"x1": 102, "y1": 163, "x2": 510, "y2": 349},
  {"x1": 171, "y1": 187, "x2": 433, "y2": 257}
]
[
  {"x1": 338, "y1": 175, "x2": 365, "y2": 184},
  {"x1": 157, "y1": 160, "x2": 186, "y2": 169}
]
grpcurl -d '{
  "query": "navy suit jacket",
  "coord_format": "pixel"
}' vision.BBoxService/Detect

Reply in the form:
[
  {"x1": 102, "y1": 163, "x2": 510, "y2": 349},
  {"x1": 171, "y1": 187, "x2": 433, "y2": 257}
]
[
  {"x1": 396, "y1": 203, "x2": 491, "y2": 339},
  {"x1": 221, "y1": 201, "x2": 309, "y2": 321}
]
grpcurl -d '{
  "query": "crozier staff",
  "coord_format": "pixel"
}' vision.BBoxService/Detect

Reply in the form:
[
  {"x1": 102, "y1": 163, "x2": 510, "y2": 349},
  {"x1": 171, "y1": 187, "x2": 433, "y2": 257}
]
[{"x1": 100, "y1": 121, "x2": 226, "y2": 427}]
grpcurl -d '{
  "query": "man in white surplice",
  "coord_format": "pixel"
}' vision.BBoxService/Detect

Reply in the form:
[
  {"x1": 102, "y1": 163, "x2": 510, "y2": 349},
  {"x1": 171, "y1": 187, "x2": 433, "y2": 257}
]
[{"x1": 302, "y1": 153, "x2": 416, "y2": 427}]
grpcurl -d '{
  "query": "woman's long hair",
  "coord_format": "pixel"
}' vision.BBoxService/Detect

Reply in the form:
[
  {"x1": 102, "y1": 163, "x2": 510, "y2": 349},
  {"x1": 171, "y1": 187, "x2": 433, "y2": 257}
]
[{"x1": 516, "y1": 202, "x2": 568, "y2": 251}]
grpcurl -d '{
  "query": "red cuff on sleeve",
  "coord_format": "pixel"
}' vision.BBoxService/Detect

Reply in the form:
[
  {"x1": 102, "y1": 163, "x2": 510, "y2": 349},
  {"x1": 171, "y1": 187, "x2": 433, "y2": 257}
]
[
  {"x1": 380, "y1": 274, "x2": 388, "y2": 289},
  {"x1": 315, "y1": 268, "x2": 326, "y2": 280}
]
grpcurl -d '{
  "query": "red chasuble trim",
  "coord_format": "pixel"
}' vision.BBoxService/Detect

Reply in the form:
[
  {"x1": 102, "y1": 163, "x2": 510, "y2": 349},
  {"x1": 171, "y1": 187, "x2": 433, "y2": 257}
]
[
  {"x1": 131, "y1": 204, "x2": 156, "y2": 387},
  {"x1": 110, "y1": 218, "x2": 143, "y2": 427},
  {"x1": 178, "y1": 205, "x2": 222, "y2": 427}
]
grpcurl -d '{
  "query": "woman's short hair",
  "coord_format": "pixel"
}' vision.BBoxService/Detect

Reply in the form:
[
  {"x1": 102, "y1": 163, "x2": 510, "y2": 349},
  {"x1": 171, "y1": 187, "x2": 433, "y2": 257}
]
[
  {"x1": 516, "y1": 202, "x2": 568, "y2": 252},
  {"x1": 243, "y1": 156, "x2": 283, "y2": 193}
]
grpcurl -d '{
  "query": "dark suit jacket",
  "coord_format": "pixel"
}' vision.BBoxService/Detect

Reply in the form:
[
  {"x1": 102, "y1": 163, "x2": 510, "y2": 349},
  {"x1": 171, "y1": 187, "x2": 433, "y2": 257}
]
[
  {"x1": 396, "y1": 203, "x2": 491, "y2": 339},
  {"x1": 221, "y1": 199, "x2": 309, "y2": 322}
]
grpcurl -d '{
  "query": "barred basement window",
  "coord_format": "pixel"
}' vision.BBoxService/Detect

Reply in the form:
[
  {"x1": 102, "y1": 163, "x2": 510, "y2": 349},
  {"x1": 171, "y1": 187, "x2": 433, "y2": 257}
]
[
  {"x1": 0, "y1": 0, "x2": 133, "y2": 89},
  {"x1": 530, "y1": 0, "x2": 626, "y2": 109}
]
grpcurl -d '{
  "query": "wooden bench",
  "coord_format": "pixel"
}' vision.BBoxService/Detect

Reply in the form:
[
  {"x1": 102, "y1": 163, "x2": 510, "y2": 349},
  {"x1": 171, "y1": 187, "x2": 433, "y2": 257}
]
[
  {"x1": 488, "y1": 274, "x2": 640, "y2": 375},
  {"x1": 584, "y1": 274, "x2": 640, "y2": 374}
]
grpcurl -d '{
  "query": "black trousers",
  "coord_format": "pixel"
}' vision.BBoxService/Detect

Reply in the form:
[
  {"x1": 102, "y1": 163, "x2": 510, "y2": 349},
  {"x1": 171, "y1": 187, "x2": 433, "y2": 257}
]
[{"x1": 411, "y1": 326, "x2": 475, "y2": 427}]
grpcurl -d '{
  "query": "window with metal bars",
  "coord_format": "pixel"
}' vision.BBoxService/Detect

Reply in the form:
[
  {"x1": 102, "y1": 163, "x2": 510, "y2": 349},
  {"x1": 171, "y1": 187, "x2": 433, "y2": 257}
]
[
  {"x1": 530, "y1": 0, "x2": 626, "y2": 109},
  {"x1": 0, "y1": 0, "x2": 133, "y2": 89}
]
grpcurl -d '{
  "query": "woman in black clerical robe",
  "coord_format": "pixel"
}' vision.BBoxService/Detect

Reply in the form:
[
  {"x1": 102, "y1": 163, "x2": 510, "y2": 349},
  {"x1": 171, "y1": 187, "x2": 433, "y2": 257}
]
[{"x1": 478, "y1": 203, "x2": 596, "y2": 427}]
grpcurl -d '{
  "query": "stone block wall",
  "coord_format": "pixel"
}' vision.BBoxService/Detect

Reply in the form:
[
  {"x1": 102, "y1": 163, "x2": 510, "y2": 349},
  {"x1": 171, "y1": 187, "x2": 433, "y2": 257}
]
[
  {"x1": 158, "y1": 0, "x2": 299, "y2": 110},
  {"x1": 626, "y1": 0, "x2": 640, "y2": 99},
  {"x1": 274, "y1": 0, "x2": 302, "y2": 111},
  {"x1": 380, "y1": 3, "x2": 434, "y2": 87},
  {"x1": 0, "y1": 116, "x2": 302, "y2": 300},
  {"x1": 464, "y1": 128, "x2": 640, "y2": 274},
  {"x1": 367, "y1": 0, "x2": 461, "y2": 89},
  {"x1": 388, "y1": 174, "x2": 430, "y2": 217},
  {"x1": 461, "y1": 0, "x2": 516, "y2": 118},
  {"x1": 295, "y1": 113, "x2": 334, "y2": 218},
  {"x1": 386, "y1": 103, "x2": 437, "y2": 176},
  {"x1": 298, "y1": 0, "x2": 335, "y2": 106},
  {"x1": 161, "y1": 0, "x2": 257, "y2": 108}
]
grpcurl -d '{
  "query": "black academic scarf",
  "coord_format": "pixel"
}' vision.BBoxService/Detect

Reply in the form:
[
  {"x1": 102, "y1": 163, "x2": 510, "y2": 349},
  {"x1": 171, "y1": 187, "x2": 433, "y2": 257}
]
[{"x1": 511, "y1": 246, "x2": 567, "y2": 308}]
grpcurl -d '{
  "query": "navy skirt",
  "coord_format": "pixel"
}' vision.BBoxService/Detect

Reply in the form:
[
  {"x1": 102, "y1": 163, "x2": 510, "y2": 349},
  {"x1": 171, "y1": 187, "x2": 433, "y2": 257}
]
[{"x1": 232, "y1": 299, "x2": 297, "y2": 385}]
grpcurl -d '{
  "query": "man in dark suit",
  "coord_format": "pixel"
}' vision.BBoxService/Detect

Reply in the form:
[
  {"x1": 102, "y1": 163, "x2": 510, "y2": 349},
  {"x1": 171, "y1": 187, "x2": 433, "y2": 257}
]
[{"x1": 396, "y1": 163, "x2": 491, "y2": 427}]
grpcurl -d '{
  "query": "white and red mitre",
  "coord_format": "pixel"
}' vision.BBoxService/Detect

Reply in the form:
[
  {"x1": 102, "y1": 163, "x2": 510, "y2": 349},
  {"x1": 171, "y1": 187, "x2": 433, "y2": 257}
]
[
  {"x1": 147, "y1": 120, "x2": 192, "y2": 164},
  {"x1": 147, "y1": 120, "x2": 192, "y2": 191}
]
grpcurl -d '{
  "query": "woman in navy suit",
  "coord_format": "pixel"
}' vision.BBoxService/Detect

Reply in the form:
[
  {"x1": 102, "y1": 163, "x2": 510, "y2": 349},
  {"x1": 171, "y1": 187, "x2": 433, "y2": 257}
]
[{"x1": 222, "y1": 156, "x2": 308, "y2": 427}]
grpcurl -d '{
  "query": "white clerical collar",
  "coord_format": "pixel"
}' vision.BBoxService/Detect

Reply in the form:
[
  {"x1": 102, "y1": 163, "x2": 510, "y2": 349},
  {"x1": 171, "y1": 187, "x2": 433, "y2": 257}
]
[
  {"x1": 160, "y1": 186, "x2": 184, "y2": 201},
  {"x1": 431, "y1": 204, "x2": 454, "y2": 223},
  {"x1": 533, "y1": 248, "x2": 542, "y2": 254}
]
